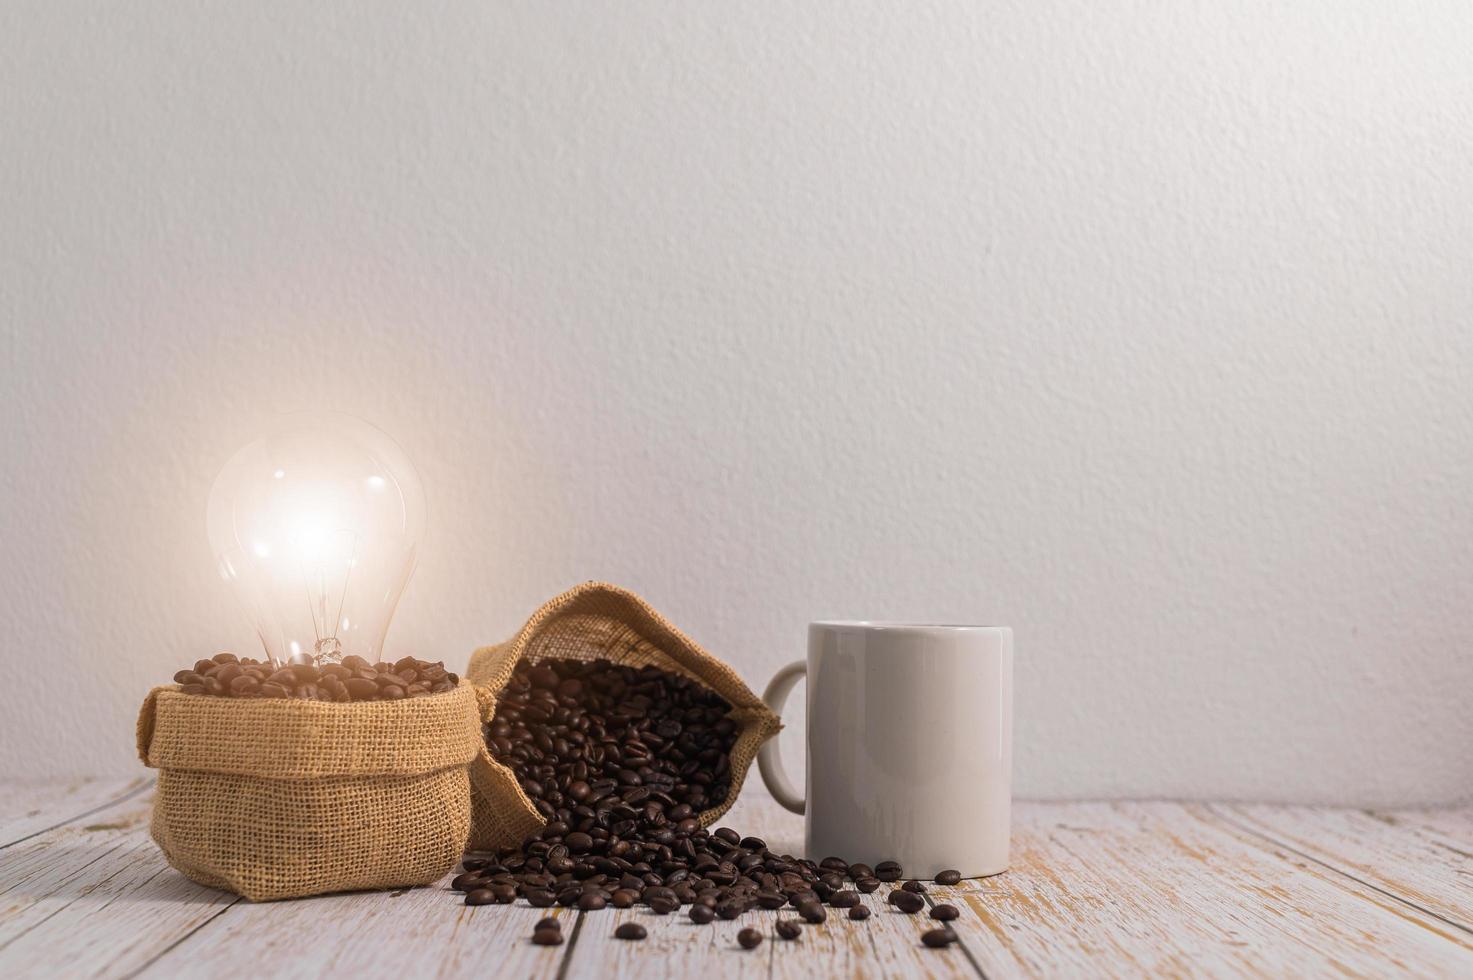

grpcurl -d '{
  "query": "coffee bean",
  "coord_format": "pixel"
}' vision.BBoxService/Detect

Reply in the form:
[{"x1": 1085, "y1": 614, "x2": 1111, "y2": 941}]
[
  {"x1": 922, "y1": 927, "x2": 957, "y2": 948},
  {"x1": 775, "y1": 919, "x2": 802, "y2": 941},
  {"x1": 935, "y1": 869, "x2": 962, "y2": 886},
  {"x1": 648, "y1": 895, "x2": 678, "y2": 915},
  {"x1": 526, "y1": 889, "x2": 555, "y2": 907},
  {"x1": 799, "y1": 902, "x2": 827, "y2": 924},
  {"x1": 902, "y1": 879, "x2": 927, "y2": 893},
  {"x1": 875, "y1": 861, "x2": 903, "y2": 882},
  {"x1": 531, "y1": 928, "x2": 564, "y2": 946},
  {"x1": 930, "y1": 904, "x2": 960, "y2": 921},
  {"x1": 577, "y1": 892, "x2": 607, "y2": 911},
  {"x1": 756, "y1": 890, "x2": 787, "y2": 910},
  {"x1": 737, "y1": 927, "x2": 763, "y2": 950},
  {"x1": 891, "y1": 890, "x2": 925, "y2": 913},
  {"x1": 465, "y1": 888, "x2": 495, "y2": 906},
  {"x1": 848, "y1": 863, "x2": 874, "y2": 880},
  {"x1": 848, "y1": 905, "x2": 871, "y2": 921},
  {"x1": 173, "y1": 670, "x2": 203, "y2": 686},
  {"x1": 234, "y1": 675, "x2": 264, "y2": 695},
  {"x1": 829, "y1": 890, "x2": 861, "y2": 908},
  {"x1": 534, "y1": 917, "x2": 561, "y2": 931},
  {"x1": 855, "y1": 877, "x2": 881, "y2": 894},
  {"x1": 614, "y1": 923, "x2": 647, "y2": 941},
  {"x1": 451, "y1": 872, "x2": 485, "y2": 891},
  {"x1": 689, "y1": 903, "x2": 715, "y2": 924}
]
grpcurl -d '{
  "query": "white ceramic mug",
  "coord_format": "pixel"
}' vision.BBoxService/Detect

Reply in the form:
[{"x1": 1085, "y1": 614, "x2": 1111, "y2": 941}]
[{"x1": 757, "y1": 622, "x2": 1013, "y2": 879}]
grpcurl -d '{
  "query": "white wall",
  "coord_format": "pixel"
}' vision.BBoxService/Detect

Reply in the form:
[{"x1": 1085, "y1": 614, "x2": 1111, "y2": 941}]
[{"x1": 3, "y1": 1, "x2": 1471, "y2": 804}]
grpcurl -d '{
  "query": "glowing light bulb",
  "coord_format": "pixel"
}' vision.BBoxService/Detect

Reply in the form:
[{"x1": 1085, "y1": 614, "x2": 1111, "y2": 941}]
[{"x1": 207, "y1": 413, "x2": 426, "y2": 666}]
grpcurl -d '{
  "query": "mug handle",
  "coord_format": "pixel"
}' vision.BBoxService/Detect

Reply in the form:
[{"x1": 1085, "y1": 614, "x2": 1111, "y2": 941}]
[{"x1": 757, "y1": 660, "x2": 807, "y2": 814}]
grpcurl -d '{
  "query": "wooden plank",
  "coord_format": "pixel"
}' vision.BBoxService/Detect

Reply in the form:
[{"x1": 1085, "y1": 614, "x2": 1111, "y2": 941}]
[
  {"x1": 0, "y1": 777, "x2": 152, "y2": 849},
  {"x1": 938, "y1": 801, "x2": 1473, "y2": 978},
  {"x1": 1375, "y1": 807, "x2": 1473, "y2": 857},
  {"x1": 6, "y1": 781, "x2": 1472, "y2": 979},
  {"x1": 0, "y1": 784, "x2": 238, "y2": 979},
  {"x1": 1218, "y1": 803, "x2": 1473, "y2": 932},
  {"x1": 136, "y1": 872, "x2": 571, "y2": 979}
]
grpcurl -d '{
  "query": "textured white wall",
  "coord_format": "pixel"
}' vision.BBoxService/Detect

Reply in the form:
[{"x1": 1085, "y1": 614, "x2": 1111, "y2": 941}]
[{"x1": 3, "y1": 2, "x2": 1471, "y2": 804}]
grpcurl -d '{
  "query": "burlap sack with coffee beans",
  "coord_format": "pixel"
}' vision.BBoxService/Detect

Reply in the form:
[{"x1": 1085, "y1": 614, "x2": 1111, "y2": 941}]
[
  {"x1": 137, "y1": 682, "x2": 482, "y2": 901},
  {"x1": 465, "y1": 582, "x2": 781, "y2": 852}
]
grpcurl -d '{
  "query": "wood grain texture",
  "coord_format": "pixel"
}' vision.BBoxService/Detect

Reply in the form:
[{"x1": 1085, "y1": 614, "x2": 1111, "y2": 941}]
[
  {"x1": 1218, "y1": 803, "x2": 1473, "y2": 932},
  {"x1": 0, "y1": 777, "x2": 151, "y2": 849},
  {"x1": 943, "y1": 801, "x2": 1473, "y2": 978},
  {"x1": 0, "y1": 783, "x2": 236, "y2": 978},
  {"x1": 1, "y1": 782, "x2": 1471, "y2": 979}
]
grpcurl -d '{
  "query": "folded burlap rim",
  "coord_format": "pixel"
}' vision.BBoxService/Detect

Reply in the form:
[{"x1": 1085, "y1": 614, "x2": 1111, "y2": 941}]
[
  {"x1": 137, "y1": 681, "x2": 483, "y2": 776},
  {"x1": 466, "y1": 581, "x2": 782, "y2": 852}
]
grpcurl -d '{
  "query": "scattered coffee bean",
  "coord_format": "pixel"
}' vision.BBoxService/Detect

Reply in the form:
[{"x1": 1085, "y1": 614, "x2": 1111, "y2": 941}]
[
  {"x1": 170, "y1": 654, "x2": 457, "y2": 701},
  {"x1": 799, "y1": 902, "x2": 827, "y2": 924},
  {"x1": 534, "y1": 917, "x2": 561, "y2": 932},
  {"x1": 848, "y1": 905, "x2": 871, "y2": 921},
  {"x1": 689, "y1": 904, "x2": 716, "y2": 924},
  {"x1": 614, "y1": 923, "x2": 647, "y2": 941},
  {"x1": 578, "y1": 892, "x2": 607, "y2": 911},
  {"x1": 465, "y1": 888, "x2": 495, "y2": 906},
  {"x1": 935, "y1": 869, "x2": 962, "y2": 886},
  {"x1": 930, "y1": 904, "x2": 960, "y2": 921},
  {"x1": 737, "y1": 928, "x2": 763, "y2": 950},
  {"x1": 922, "y1": 927, "x2": 957, "y2": 948},
  {"x1": 902, "y1": 879, "x2": 927, "y2": 893},
  {"x1": 775, "y1": 919, "x2": 803, "y2": 941},
  {"x1": 855, "y1": 877, "x2": 881, "y2": 894},
  {"x1": 875, "y1": 861, "x2": 903, "y2": 882},
  {"x1": 829, "y1": 890, "x2": 861, "y2": 908},
  {"x1": 892, "y1": 890, "x2": 925, "y2": 913},
  {"x1": 531, "y1": 928, "x2": 564, "y2": 946}
]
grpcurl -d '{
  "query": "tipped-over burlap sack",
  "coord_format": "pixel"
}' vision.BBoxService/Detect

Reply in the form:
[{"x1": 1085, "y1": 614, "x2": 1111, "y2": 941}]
[
  {"x1": 137, "y1": 682, "x2": 481, "y2": 901},
  {"x1": 465, "y1": 582, "x2": 781, "y2": 852}
]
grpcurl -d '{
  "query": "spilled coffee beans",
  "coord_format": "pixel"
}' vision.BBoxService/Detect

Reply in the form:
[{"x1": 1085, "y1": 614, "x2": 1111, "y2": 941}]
[{"x1": 451, "y1": 656, "x2": 977, "y2": 951}]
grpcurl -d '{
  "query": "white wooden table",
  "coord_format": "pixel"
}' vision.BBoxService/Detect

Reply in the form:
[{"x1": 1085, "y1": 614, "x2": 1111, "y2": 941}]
[{"x1": 3, "y1": 779, "x2": 1471, "y2": 978}]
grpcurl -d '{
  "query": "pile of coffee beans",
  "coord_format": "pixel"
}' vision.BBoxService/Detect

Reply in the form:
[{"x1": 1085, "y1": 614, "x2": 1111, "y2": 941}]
[
  {"x1": 465, "y1": 656, "x2": 968, "y2": 950},
  {"x1": 485, "y1": 656, "x2": 738, "y2": 817},
  {"x1": 171, "y1": 652, "x2": 458, "y2": 701}
]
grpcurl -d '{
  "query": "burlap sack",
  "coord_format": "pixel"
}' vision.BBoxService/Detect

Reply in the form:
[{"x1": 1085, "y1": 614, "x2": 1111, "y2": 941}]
[
  {"x1": 465, "y1": 582, "x2": 782, "y2": 852},
  {"x1": 137, "y1": 682, "x2": 482, "y2": 901}
]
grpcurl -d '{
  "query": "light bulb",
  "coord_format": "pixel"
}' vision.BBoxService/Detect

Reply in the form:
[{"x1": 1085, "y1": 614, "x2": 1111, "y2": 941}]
[{"x1": 207, "y1": 413, "x2": 426, "y2": 666}]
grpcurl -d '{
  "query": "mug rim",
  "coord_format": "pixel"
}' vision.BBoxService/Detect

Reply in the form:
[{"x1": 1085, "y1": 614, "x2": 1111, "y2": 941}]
[{"x1": 810, "y1": 620, "x2": 1009, "y2": 632}]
